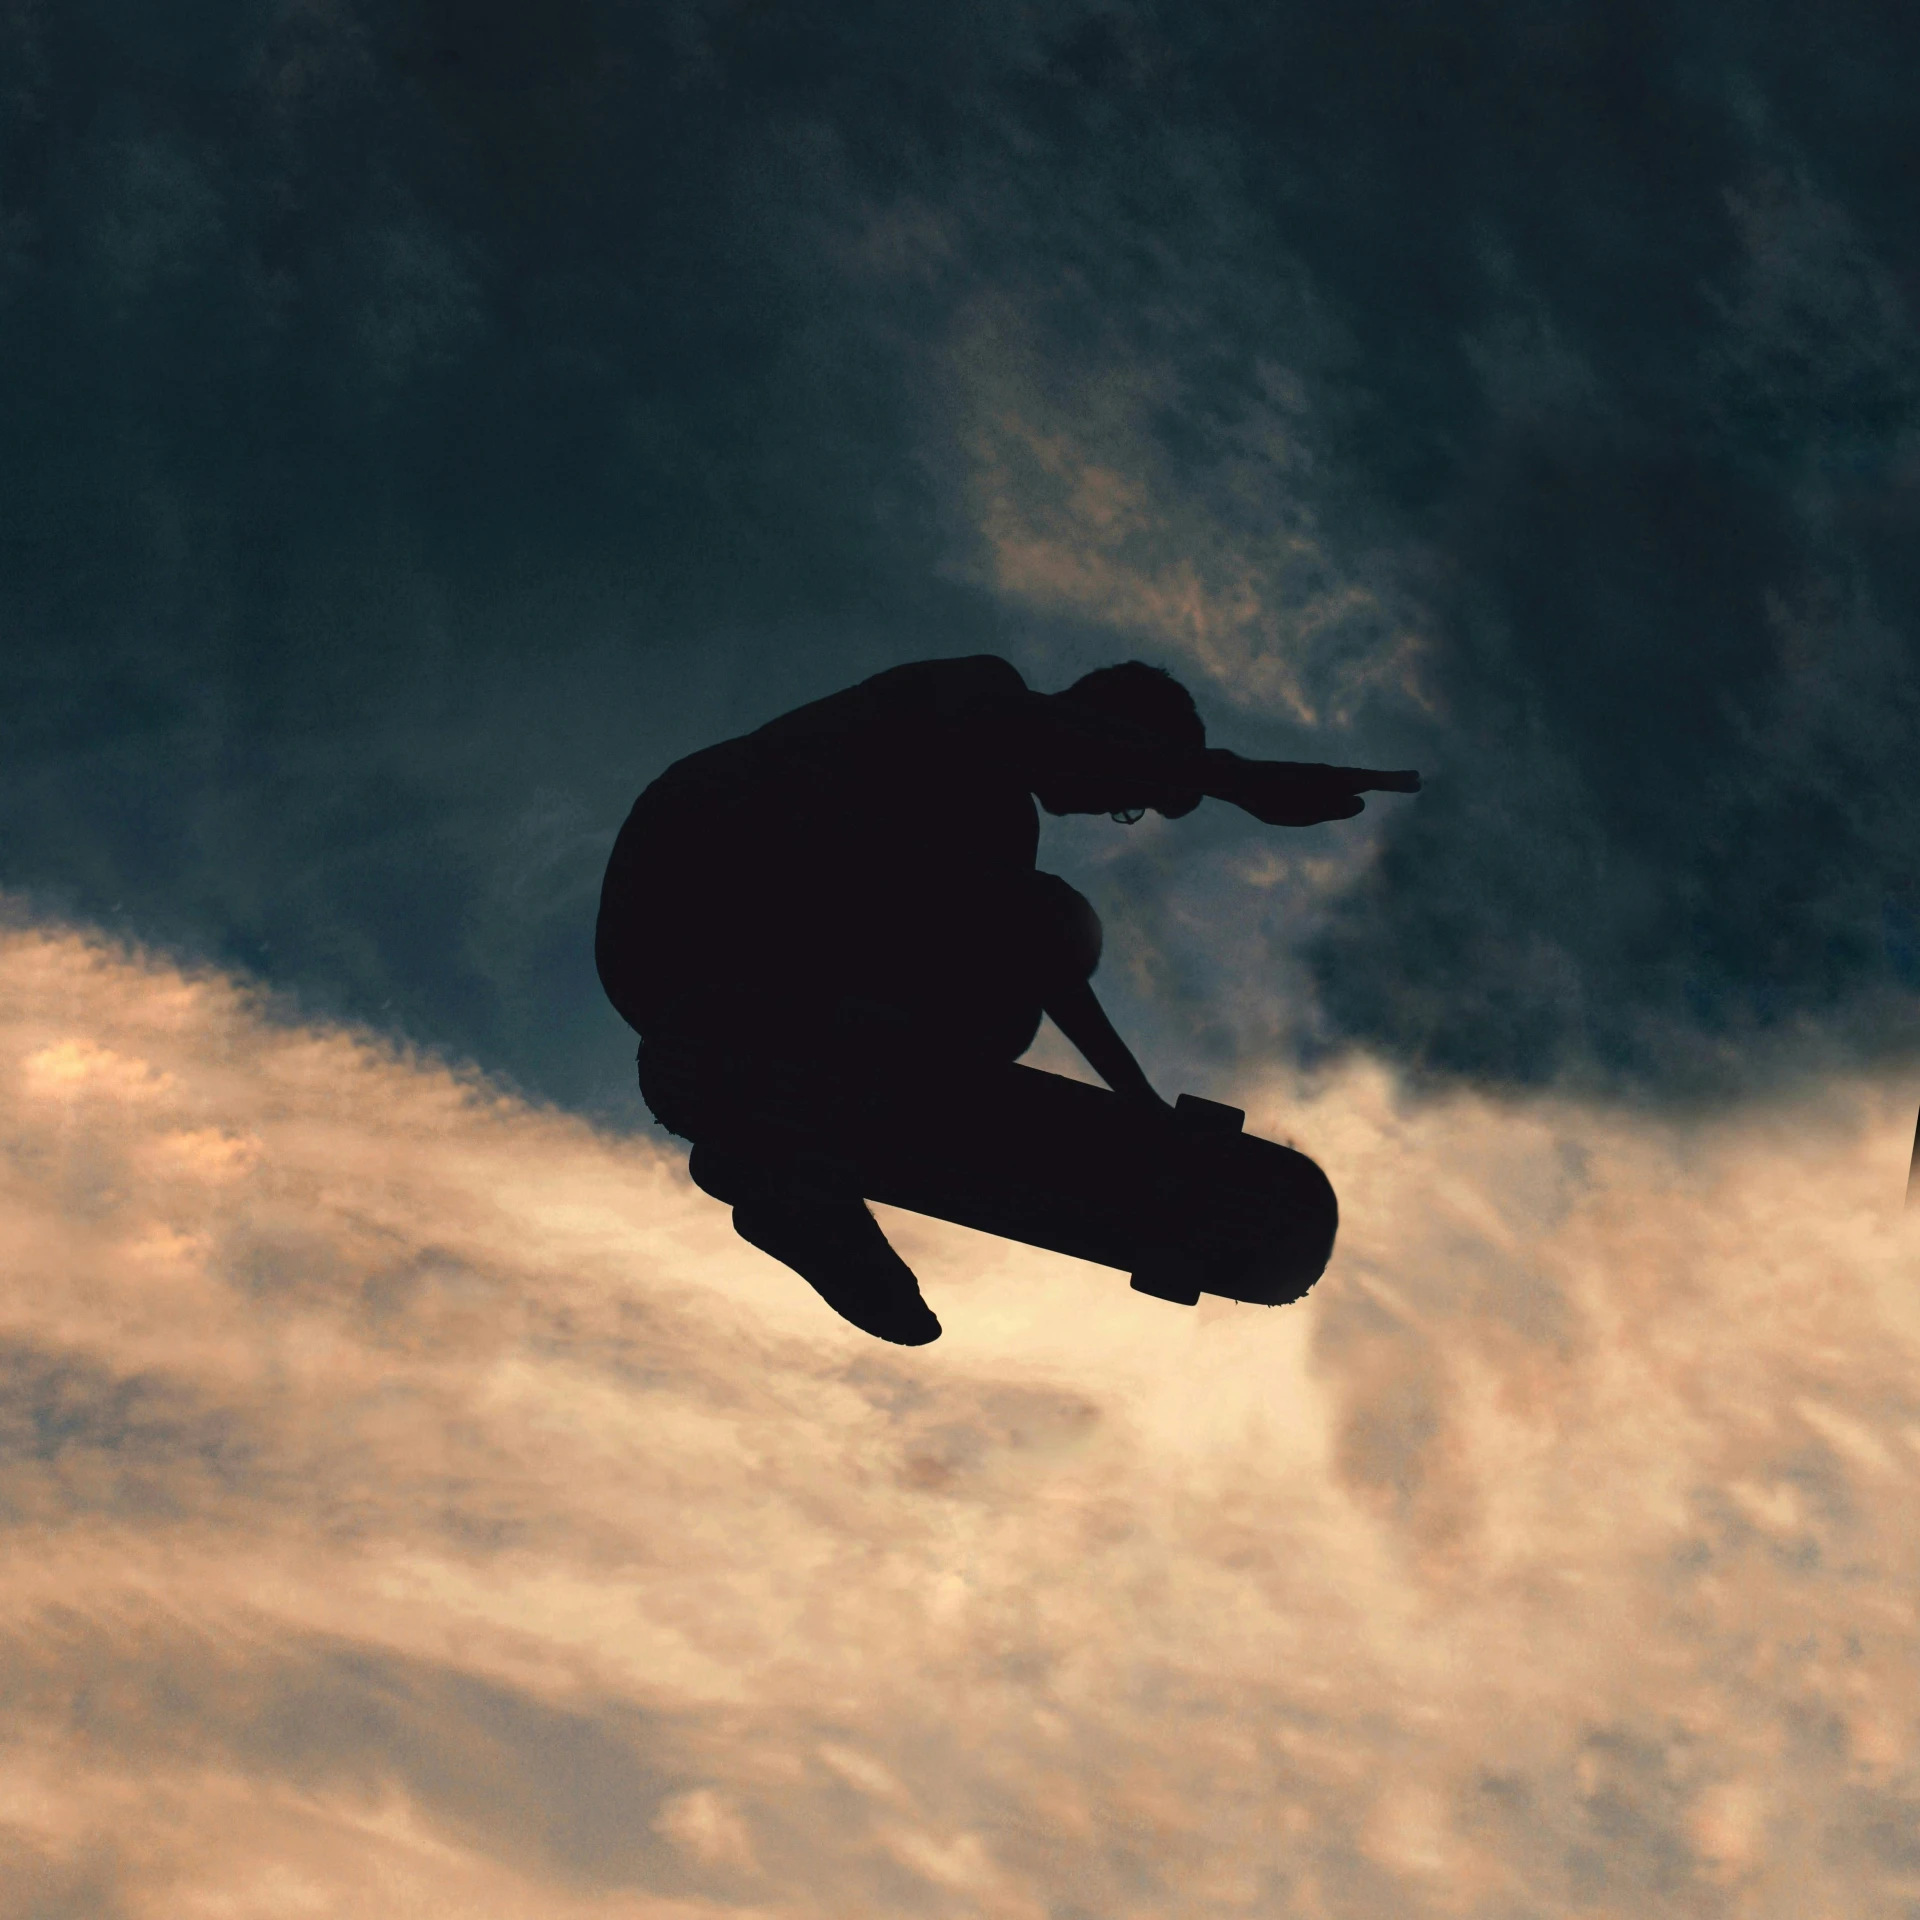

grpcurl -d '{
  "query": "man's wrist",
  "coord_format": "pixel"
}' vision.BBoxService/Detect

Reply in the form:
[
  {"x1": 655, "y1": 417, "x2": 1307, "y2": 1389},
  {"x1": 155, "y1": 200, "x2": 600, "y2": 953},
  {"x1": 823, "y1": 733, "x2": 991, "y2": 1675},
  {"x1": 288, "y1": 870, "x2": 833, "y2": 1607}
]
[{"x1": 1198, "y1": 747, "x2": 1248, "y2": 806}]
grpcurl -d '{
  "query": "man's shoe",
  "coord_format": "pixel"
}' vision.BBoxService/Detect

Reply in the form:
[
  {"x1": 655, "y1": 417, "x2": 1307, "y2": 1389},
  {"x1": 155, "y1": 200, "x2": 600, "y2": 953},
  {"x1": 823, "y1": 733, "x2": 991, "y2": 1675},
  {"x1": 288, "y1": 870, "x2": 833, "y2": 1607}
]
[{"x1": 730, "y1": 1189, "x2": 941, "y2": 1346}]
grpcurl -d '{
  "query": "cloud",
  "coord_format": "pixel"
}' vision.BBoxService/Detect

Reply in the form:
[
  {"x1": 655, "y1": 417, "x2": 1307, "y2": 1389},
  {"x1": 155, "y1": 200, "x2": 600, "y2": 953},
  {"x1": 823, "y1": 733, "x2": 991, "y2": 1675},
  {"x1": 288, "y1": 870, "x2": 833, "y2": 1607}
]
[{"x1": 5, "y1": 907, "x2": 1920, "y2": 1914}]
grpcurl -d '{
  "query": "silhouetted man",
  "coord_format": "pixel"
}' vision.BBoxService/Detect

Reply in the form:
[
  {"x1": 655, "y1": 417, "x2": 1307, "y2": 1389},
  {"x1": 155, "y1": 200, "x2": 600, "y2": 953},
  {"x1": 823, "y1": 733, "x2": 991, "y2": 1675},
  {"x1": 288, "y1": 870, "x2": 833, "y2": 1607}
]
[{"x1": 597, "y1": 656, "x2": 1416, "y2": 1345}]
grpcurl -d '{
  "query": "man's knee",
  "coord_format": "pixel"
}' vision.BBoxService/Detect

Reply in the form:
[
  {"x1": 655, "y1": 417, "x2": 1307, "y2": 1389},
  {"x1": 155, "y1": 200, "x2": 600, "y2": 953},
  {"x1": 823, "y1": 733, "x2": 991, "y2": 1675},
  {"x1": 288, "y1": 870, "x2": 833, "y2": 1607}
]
[{"x1": 1024, "y1": 871, "x2": 1102, "y2": 983}]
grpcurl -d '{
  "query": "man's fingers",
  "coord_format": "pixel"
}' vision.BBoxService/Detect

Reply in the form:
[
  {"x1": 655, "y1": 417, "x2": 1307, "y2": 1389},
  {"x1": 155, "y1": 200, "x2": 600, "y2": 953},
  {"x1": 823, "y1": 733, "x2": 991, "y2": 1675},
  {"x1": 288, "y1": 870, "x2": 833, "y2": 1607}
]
[
  {"x1": 1333, "y1": 766, "x2": 1420, "y2": 794},
  {"x1": 1235, "y1": 762, "x2": 1417, "y2": 825}
]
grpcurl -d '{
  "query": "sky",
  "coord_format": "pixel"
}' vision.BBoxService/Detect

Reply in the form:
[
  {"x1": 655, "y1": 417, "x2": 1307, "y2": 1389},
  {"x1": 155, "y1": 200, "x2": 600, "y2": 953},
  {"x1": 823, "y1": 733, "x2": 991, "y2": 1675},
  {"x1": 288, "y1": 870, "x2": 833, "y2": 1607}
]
[
  {"x1": 6, "y1": 0, "x2": 1920, "y2": 1114},
  {"x1": 5, "y1": 1, "x2": 1920, "y2": 1913}
]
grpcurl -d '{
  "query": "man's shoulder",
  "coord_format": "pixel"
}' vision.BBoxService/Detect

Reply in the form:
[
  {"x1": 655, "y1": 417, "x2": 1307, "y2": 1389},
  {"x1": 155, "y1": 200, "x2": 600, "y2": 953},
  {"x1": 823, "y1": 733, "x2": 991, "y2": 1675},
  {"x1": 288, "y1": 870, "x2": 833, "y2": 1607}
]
[{"x1": 654, "y1": 655, "x2": 1030, "y2": 792}]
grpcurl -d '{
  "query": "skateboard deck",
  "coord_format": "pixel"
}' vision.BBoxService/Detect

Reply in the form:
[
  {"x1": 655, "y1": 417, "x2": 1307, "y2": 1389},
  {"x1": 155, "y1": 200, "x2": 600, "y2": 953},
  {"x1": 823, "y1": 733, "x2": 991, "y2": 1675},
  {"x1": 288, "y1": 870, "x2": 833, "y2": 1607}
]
[{"x1": 646, "y1": 1044, "x2": 1337, "y2": 1307}]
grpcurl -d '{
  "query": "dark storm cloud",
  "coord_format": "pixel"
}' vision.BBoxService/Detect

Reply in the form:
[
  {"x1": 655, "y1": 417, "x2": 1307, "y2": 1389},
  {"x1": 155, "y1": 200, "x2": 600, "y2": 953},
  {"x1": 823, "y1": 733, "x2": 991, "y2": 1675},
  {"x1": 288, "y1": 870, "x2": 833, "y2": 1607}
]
[
  {"x1": 1294, "y1": 49, "x2": 1920, "y2": 1093},
  {"x1": 0, "y1": 0, "x2": 1000, "y2": 1118},
  {"x1": 3, "y1": 0, "x2": 1918, "y2": 1105},
  {"x1": 1029, "y1": 5, "x2": 1920, "y2": 1098}
]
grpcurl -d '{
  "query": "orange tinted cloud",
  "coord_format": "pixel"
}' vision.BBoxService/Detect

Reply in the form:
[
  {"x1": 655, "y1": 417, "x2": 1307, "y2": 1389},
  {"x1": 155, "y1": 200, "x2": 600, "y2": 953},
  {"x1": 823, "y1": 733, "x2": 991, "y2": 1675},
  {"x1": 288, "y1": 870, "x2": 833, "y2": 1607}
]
[
  {"x1": 3, "y1": 912, "x2": 1918, "y2": 1916},
  {"x1": 935, "y1": 293, "x2": 1431, "y2": 732}
]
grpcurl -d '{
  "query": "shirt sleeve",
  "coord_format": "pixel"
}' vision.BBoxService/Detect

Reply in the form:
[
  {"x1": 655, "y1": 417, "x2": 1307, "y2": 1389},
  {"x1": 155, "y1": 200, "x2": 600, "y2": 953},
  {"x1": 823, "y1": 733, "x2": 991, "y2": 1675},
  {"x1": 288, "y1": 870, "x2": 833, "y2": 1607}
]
[{"x1": 879, "y1": 655, "x2": 1206, "y2": 807}]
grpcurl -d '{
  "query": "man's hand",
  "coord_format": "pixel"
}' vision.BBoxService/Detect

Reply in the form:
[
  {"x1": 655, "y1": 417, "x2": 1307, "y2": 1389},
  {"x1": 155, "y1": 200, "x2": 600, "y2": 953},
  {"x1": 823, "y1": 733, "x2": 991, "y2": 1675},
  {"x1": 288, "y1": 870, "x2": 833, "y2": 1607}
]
[
  {"x1": 1043, "y1": 976, "x2": 1168, "y2": 1109},
  {"x1": 1208, "y1": 755, "x2": 1421, "y2": 827}
]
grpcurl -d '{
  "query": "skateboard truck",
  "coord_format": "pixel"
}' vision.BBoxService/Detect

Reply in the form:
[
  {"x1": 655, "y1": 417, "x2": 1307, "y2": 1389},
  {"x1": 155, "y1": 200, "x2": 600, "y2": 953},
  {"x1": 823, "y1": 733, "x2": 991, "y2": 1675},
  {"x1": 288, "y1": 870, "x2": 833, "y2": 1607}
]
[
  {"x1": 1129, "y1": 1261, "x2": 1204, "y2": 1306},
  {"x1": 1129, "y1": 1094, "x2": 1247, "y2": 1306},
  {"x1": 1168, "y1": 1092, "x2": 1246, "y2": 1132}
]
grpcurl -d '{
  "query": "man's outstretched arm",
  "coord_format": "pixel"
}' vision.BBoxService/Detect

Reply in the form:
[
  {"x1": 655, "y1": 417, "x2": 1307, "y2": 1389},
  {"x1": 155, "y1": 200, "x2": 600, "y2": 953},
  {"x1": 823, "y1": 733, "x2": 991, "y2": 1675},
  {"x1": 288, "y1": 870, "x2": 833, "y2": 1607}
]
[
  {"x1": 1042, "y1": 975, "x2": 1168, "y2": 1109},
  {"x1": 1198, "y1": 749, "x2": 1421, "y2": 826},
  {"x1": 1022, "y1": 689, "x2": 1418, "y2": 825}
]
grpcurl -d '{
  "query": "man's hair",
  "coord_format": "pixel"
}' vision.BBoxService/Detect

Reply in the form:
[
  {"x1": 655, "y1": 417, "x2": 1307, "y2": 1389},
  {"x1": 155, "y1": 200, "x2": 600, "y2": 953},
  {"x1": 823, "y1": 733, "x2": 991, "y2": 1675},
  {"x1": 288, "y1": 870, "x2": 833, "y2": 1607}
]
[{"x1": 1059, "y1": 662, "x2": 1205, "y2": 751}]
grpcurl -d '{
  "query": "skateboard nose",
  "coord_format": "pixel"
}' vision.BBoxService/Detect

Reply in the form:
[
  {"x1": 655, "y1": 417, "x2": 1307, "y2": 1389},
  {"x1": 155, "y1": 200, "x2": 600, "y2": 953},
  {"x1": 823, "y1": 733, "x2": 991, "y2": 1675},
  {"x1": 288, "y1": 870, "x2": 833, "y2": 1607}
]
[
  {"x1": 1129, "y1": 1123, "x2": 1338, "y2": 1309},
  {"x1": 1217, "y1": 1152, "x2": 1338, "y2": 1305}
]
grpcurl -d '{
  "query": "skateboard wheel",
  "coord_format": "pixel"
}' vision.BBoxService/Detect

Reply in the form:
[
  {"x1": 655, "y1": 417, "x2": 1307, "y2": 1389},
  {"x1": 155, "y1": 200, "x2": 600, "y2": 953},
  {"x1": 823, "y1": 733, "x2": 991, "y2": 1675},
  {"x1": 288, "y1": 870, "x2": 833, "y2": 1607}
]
[{"x1": 1173, "y1": 1093, "x2": 1245, "y2": 1133}]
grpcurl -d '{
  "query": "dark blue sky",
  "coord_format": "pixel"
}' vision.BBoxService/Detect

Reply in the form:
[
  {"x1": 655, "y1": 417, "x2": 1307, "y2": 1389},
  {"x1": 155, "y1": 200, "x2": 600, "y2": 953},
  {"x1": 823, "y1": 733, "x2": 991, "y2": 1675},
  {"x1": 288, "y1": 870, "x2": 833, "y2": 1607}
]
[{"x1": 5, "y1": 0, "x2": 1918, "y2": 1122}]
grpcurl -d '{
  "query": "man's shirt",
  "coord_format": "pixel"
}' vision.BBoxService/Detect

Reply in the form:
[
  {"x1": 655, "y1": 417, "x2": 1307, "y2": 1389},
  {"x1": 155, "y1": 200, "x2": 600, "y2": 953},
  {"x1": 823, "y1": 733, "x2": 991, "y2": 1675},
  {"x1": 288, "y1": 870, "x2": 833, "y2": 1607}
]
[
  {"x1": 638, "y1": 655, "x2": 1043, "y2": 907},
  {"x1": 596, "y1": 655, "x2": 1190, "y2": 1036}
]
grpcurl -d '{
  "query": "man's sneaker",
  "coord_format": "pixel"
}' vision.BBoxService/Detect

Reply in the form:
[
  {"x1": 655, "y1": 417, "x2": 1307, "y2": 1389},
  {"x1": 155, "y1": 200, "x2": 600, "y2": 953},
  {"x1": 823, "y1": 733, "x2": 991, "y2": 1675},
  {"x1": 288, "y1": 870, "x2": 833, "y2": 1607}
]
[{"x1": 730, "y1": 1188, "x2": 941, "y2": 1346}]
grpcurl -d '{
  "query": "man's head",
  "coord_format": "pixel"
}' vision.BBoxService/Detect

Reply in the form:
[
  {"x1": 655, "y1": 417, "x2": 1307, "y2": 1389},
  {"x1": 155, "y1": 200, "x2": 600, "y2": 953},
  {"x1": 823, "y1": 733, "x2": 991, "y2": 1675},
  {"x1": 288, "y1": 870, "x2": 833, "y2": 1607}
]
[{"x1": 1039, "y1": 662, "x2": 1206, "y2": 819}]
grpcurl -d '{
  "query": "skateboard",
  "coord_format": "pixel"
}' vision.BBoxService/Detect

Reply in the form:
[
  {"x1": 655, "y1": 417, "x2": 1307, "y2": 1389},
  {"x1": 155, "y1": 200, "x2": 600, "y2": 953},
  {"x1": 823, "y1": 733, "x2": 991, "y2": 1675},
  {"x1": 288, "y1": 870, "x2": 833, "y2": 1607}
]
[{"x1": 643, "y1": 1042, "x2": 1338, "y2": 1308}]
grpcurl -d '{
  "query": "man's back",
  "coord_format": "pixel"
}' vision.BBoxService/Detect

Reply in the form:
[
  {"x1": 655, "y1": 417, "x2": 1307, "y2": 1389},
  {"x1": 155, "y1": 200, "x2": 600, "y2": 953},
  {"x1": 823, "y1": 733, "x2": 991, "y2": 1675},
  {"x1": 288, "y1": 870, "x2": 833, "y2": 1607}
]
[
  {"x1": 642, "y1": 654, "x2": 1039, "y2": 878},
  {"x1": 596, "y1": 656, "x2": 1043, "y2": 1038}
]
